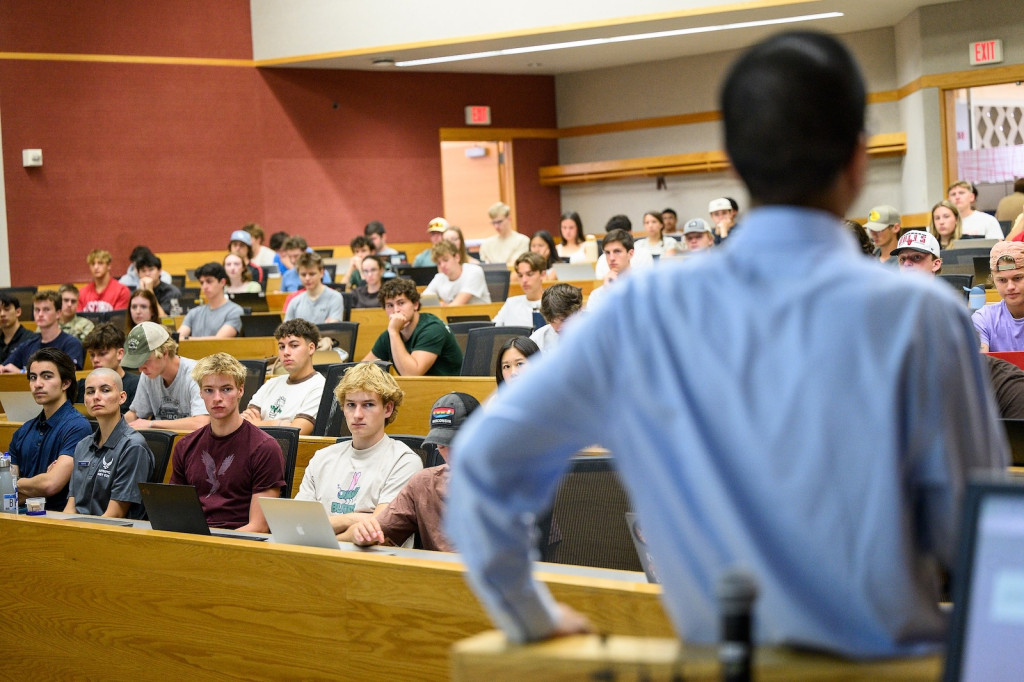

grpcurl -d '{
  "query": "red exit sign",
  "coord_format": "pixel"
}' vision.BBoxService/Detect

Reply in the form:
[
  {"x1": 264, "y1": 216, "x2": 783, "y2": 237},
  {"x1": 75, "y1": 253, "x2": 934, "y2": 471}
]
[
  {"x1": 465, "y1": 106, "x2": 491, "y2": 126},
  {"x1": 970, "y1": 39, "x2": 1003, "y2": 66}
]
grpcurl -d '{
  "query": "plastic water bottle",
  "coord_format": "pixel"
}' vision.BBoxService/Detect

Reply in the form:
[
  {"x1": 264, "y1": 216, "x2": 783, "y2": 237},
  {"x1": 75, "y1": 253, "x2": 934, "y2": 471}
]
[
  {"x1": 0, "y1": 453, "x2": 17, "y2": 515},
  {"x1": 968, "y1": 286, "x2": 986, "y2": 313}
]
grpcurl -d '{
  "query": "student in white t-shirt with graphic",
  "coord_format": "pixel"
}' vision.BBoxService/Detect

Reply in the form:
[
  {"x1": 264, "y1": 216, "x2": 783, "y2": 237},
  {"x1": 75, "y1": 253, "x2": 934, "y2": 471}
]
[
  {"x1": 423, "y1": 240, "x2": 491, "y2": 306},
  {"x1": 948, "y1": 180, "x2": 1003, "y2": 239}
]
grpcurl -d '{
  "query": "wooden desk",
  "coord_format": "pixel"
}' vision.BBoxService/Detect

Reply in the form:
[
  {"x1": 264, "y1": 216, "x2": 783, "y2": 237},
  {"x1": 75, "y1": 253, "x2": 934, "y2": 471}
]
[
  {"x1": 351, "y1": 303, "x2": 505, "y2": 360},
  {"x1": 452, "y1": 631, "x2": 942, "y2": 682},
  {"x1": 2, "y1": 514, "x2": 670, "y2": 679},
  {"x1": 178, "y1": 337, "x2": 277, "y2": 361}
]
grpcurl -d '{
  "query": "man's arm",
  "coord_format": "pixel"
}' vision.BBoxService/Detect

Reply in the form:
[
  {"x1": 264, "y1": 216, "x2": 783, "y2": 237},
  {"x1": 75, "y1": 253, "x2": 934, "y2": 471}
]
[
  {"x1": 236, "y1": 487, "x2": 280, "y2": 533},
  {"x1": 0, "y1": 363, "x2": 20, "y2": 374},
  {"x1": 177, "y1": 324, "x2": 192, "y2": 340},
  {"x1": 102, "y1": 499, "x2": 132, "y2": 518},
  {"x1": 18, "y1": 455, "x2": 73, "y2": 498},
  {"x1": 240, "y1": 407, "x2": 315, "y2": 436},
  {"x1": 213, "y1": 324, "x2": 238, "y2": 339},
  {"x1": 330, "y1": 503, "x2": 387, "y2": 535},
  {"x1": 443, "y1": 291, "x2": 474, "y2": 307},
  {"x1": 63, "y1": 497, "x2": 76, "y2": 513},
  {"x1": 383, "y1": 313, "x2": 437, "y2": 376},
  {"x1": 124, "y1": 410, "x2": 140, "y2": 423},
  {"x1": 130, "y1": 415, "x2": 210, "y2": 431}
]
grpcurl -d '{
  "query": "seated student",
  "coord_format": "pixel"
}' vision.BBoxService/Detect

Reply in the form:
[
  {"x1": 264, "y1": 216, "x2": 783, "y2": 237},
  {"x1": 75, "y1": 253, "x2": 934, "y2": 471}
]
[
  {"x1": 284, "y1": 252, "x2": 345, "y2": 324},
  {"x1": 530, "y1": 283, "x2": 583, "y2": 351},
  {"x1": 344, "y1": 391, "x2": 480, "y2": 551},
  {"x1": 708, "y1": 196, "x2": 740, "y2": 242},
  {"x1": 297, "y1": 362, "x2": 421, "y2": 535},
  {"x1": 170, "y1": 353, "x2": 284, "y2": 531},
  {"x1": 948, "y1": 180, "x2": 1003, "y2": 239},
  {"x1": 343, "y1": 235, "x2": 375, "y2": 289},
  {"x1": 586, "y1": 229, "x2": 634, "y2": 312},
  {"x1": 528, "y1": 231, "x2": 560, "y2": 282},
  {"x1": 280, "y1": 236, "x2": 331, "y2": 292},
  {"x1": 412, "y1": 217, "x2": 448, "y2": 267},
  {"x1": 594, "y1": 215, "x2": 652, "y2": 279},
  {"x1": 270, "y1": 230, "x2": 290, "y2": 273},
  {"x1": 244, "y1": 223, "x2": 278, "y2": 268},
  {"x1": 975, "y1": 241, "x2": 1024, "y2": 352},
  {"x1": 682, "y1": 218, "x2": 716, "y2": 252},
  {"x1": 57, "y1": 284, "x2": 94, "y2": 342},
  {"x1": 2, "y1": 290, "x2": 85, "y2": 372},
  {"x1": 364, "y1": 220, "x2": 398, "y2": 257},
  {"x1": 362, "y1": 278, "x2": 463, "y2": 376},
  {"x1": 77, "y1": 323, "x2": 140, "y2": 414},
  {"x1": 133, "y1": 252, "x2": 182, "y2": 315},
  {"x1": 178, "y1": 262, "x2": 243, "y2": 340},
  {"x1": 493, "y1": 252, "x2": 545, "y2": 327},
  {"x1": 0, "y1": 292, "x2": 36, "y2": 365},
  {"x1": 480, "y1": 202, "x2": 530, "y2": 266},
  {"x1": 241, "y1": 319, "x2": 325, "y2": 436},
  {"x1": 8, "y1": 349, "x2": 92, "y2": 511},
  {"x1": 495, "y1": 337, "x2": 540, "y2": 385},
  {"x1": 227, "y1": 229, "x2": 264, "y2": 285},
  {"x1": 422, "y1": 240, "x2": 491, "y2": 306},
  {"x1": 119, "y1": 245, "x2": 173, "y2": 288},
  {"x1": 78, "y1": 249, "x2": 131, "y2": 313},
  {"x1": 891, "y1": 230, "x2": 942, "y2": 275},
  {"x1": 65, "y1": 368, "x2": 154, "y2": 519},
  {"x1": 223, "y1": 253, "x2": 261, "y2": 294},
  {"x1": 351, "y1": 255, "x2": 385, "y2": 309},
  {"x1": 122, "y1": 322, "x2": 210, "y2": 431},
  {"x1": 633, "y1": 211, "x2": 680, "y2": 260}
]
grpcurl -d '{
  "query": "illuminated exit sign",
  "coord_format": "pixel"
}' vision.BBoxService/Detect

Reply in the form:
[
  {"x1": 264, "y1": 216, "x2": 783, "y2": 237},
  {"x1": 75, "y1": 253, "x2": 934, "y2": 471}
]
[
  {"x1": 465, "y1": 106, "x2": 491, "y2": 126},
  {"x1": 970, "y1": 39, "x2": 1003, "y2": 66}
]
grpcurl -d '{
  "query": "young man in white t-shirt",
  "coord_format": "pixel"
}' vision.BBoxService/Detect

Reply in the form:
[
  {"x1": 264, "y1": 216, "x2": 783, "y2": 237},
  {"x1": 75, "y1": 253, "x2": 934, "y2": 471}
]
[
  {"x1": 423, "y1": 240, "x2": 491, "y2": 306},
  {"x1": 948, "y1": 180, "x2": 1003, "y2": 239},
  {"x1": 294, "y1": 362, "x2": 421, "y2": 536},
  {"x1": 494, "y1": 252, "x2": 545, "y2": 327},
  {"x1": 242, "y1": 318, "x2": 326, "y2": 436}
]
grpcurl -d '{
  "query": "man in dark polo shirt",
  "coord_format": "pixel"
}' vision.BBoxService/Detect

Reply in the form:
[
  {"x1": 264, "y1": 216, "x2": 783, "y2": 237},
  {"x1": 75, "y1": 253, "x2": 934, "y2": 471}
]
[
  {"x1": 361, "y1": 278, "x2": 462, "y2": 376},
  {"x1": 65, "y1": 368, "x2": 154, "y2": 519},
  {"x1": 0, "y1": 292, "x2": 36, "y2": 365},
  {"x1": 8, "y1": 348, "x2": 92, "y2": 511}
]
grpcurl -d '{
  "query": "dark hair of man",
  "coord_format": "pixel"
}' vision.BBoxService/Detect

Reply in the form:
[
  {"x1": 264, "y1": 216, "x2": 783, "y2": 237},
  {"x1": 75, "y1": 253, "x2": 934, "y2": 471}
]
[
  {"x1": 364, "y1": 221, "x2": 386, "y2": 237},
  {"x1": 282, "y1": 235, "x2": 308, "y2": 252},
  {"x1": 603, "y1": 228, "x2": 634, "y2": 252},
  {"x1": 194, "y1": 262, "x2": 228, "y2": 282},
  {"x1": 843, "y1": 220, "x2": 875, "y2": 256},
  {"x1": 559, "y1": 211, "x2": 585, "y2": 245},
  {"x1": 604, "y1": 214, "x2": 632, "y2": 232},
  {"x1": 274, "y1": 318, "x2": 320, "y2": 346},
  {"x1": 82, "y1": 322, "x2": 126, "y2": 353},
  {"x1": 515, "y1": 251, "x2": 547, "y2": 274},
  {"x1": 29, "y1": 347, "x2": 78, "y2": 403},
  {"x1": 1015, "y1": 178, "x2": 1024, "y2": 194},
  {"x1": 350, "y1": 235, "x2": 373, "y2": 252},
  {"x1": 494, "y1": 336, "x2": 541, "y2": 385},
  {"x1": 540, "y1": 283, "x2": 583, "y2": 323},
  {"x1": 724, "y1": 197, "x2": 740, "y2": 212},
  {"x1": 721, "y1": 31, "x2": 865, "y2": 206},
  {"x1": 58, "y1": 283, "x2": 79, "y2": 297},
  {"x1": 531, "y1": 230, "x2": 559, "y2": 269},
  {"x1": 378, "y1": 277, "x2": 420, "y2": 309},
  {"x1": 269, "y1": 231, "x2": 289, "y2": 251},
  {"x1": 0, "y1": 293, "x2": 20, "y2": 311},
  {"x1": 128, "y1": 245, "x2": 156, "y2": 263},
  {"x1": 135, "y1": 251, "x2": 162, "y2": 271},
  {"x1": 34, "y1": 289, "x2": 61, "y2": 308},
  {"x1": 296, "y1": 251, "x2": 323, "y2": 272},
  {"x1": 662, "y1": 208, "x2": 677, "y2": 218}
]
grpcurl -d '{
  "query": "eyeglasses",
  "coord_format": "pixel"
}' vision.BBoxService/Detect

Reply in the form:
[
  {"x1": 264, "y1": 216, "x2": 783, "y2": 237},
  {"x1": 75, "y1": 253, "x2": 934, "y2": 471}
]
[{"x1": 490, "y1": 218, "x2": 506, "y2": 226}]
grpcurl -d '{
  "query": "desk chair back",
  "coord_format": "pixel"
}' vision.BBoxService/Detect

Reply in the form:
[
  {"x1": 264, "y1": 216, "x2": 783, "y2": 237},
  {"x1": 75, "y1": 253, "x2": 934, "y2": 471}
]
[
  {"x1": 240, "y1": 313, "x2": 282, "y2": 338},
  {"x1": 483, "y1": 268, "x2": 510, "y2": 302},
  {"x1": 448, "y1": 321, "x2": 494, "y2": 354},
  {"x1": 239, "y1": 359, "x2": 268, "y2": 411},
  {"x1": 139, "y1": 429, "x2": 177, "y2": 484},
  {"x1": 461, "y1": 326, "x2": 532, "y2": 376},
  {"x1": 312, "y1": 361, "x2": 392, "y2": 437},
  {"x1": 261, "y1": 425, "x2": 300, "y2": 497},
  {"x1": 318, "y1": 322, "x2": 359, "y2": 361}
]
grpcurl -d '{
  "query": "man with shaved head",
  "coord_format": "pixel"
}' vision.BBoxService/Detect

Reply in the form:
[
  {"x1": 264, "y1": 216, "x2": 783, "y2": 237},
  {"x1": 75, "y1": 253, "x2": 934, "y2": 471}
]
[{"x1": 64, "y1": 368, "x2": 154, "y2": 518}]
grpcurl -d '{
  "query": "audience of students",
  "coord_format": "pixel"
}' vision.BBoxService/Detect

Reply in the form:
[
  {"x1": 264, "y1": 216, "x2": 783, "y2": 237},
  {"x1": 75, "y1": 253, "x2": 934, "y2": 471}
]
[{"x1": 2, "y1": 290, "x2": 85, "y2": 372}]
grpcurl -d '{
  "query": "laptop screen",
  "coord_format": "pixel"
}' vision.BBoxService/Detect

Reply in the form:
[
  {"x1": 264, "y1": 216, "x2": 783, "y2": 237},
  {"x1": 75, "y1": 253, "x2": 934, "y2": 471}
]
[{"x1": 945, "y1": 477, "x2": 1024, "y2": 681}]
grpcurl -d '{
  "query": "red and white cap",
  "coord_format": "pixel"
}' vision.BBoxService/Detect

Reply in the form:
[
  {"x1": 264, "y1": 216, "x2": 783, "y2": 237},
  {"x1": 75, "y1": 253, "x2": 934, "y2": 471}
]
[{"x1": 890, "y1": 230, "x2": 940, "y2": 258}]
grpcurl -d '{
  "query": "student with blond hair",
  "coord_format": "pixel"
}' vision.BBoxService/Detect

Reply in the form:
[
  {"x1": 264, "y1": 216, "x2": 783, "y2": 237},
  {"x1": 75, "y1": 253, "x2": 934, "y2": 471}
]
[{"x1": 78, "y1": 249, "x2": 131, "y2": 313}]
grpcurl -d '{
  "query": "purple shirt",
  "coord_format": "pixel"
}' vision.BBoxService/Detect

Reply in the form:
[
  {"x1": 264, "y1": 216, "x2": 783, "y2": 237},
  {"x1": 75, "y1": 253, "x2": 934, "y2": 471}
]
[{"x1": 973, "y1": 302, "x2": 1024, "y2": 351}]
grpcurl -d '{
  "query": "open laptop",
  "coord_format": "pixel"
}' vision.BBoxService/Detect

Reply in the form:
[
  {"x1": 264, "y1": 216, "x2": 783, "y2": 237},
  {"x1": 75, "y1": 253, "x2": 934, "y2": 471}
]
[
  {"x1": 138, "y1": 482, "x2": 267, "y2": 541},
  {"x1": 0, "y1": 391, "x2": 42, "y2": 422},
  {"x1": 259, "y1": 497, "x2": 341, "y2": 549},
  {"x1": 943, "y1": 475, "x2": 1024, "y2": 681}
]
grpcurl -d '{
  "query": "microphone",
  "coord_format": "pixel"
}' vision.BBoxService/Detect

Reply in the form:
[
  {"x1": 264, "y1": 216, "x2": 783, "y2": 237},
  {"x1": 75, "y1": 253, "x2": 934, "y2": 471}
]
[{"x1": 716, "y1": 569, "x2": 759, "y2": 682}]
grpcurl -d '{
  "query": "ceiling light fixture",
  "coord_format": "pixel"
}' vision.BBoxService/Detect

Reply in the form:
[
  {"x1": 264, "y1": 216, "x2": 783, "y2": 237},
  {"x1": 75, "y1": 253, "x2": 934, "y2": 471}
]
[{"x1": 395, "y1": 12, "x2": 843, "y2": 67}]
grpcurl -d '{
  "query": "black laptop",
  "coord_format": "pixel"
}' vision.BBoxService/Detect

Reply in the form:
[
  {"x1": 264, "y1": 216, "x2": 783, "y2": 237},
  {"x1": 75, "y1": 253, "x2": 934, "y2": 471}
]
[
  {"x1": 943, "y1": 475, "x2": 1024, "y2": 681},
  {"x1": 138, "y1": 482, "x2": 266, "y2": 541}
]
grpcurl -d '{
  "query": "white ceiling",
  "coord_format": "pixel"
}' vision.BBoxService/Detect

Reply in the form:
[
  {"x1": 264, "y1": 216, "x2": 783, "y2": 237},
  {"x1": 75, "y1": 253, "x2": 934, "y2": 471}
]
[{"x1": 260, "y1": 0, "x2": 953, "y2": 75}]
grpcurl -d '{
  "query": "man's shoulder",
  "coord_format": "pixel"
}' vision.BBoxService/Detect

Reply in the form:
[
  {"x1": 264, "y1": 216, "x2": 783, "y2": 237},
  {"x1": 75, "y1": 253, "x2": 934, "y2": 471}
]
[{"x1": 309, "y1": 440, "x2": 351, "y2": 465}]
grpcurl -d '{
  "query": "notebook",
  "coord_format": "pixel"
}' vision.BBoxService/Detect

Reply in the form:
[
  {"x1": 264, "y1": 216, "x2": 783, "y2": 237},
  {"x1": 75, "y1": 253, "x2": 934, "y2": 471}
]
[
  {"x1": 259, "y1": 497, "x2": 341, "y2": 549},
  {"x1": 0, "y1": 391, "x2": 42, "y2": 422},
  {"x1": 943, "y1": 475, "x2": 1024, "y2": 681},
  {"x1": 137, "y1": 482, "x2": 267, "y2": 541}
]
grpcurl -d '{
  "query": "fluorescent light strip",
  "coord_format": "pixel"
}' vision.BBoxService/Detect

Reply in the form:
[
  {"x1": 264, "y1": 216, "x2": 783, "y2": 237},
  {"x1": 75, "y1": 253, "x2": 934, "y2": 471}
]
[{"x1": 395, "y1": 12, "x2": 843, "y2": 67}]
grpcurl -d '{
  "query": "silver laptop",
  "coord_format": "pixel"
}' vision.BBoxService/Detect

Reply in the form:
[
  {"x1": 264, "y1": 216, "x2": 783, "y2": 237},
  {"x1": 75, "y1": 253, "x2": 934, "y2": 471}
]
[
  {"x1": 0, "y1": 391, "x2": 42, "y2": 422},
  {"x1": 552, "y1": 262, "x2": 597, "y2": 280},
  {"x1": 259, "y1": 497, "x2": 341, "y2": 549},
  {"x1": 418, "y1": 292, "x2": 441, "y2": 308}
]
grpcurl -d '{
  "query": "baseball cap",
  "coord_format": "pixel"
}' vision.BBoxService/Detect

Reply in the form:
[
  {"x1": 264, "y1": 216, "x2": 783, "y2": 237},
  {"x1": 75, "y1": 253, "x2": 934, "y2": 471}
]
[
  {"x1": 422, "y1": 392, "x2": 480, "y2": 447},
  {"x1": 864, "y1": 205, "x2": 901, "y2": 232},
  {"x1": 708, "y1": 198, "x2": 732, "y2": 213},
  {"x1": 990, "y1": 241, "x2": 1024, "y2": 273},
  {"x1": 427, "y1": 217, "x2": 450, "y2": 233},
  {"x1": 890, "y1": 230, "x2": 940, "y2": 258},
  {"x1": 122, "y1": 322, "x2": 170, "y2": 369},
  {"x1": 228, "y1": 229, "x2": 252, "y2": 247},
  {"x1": 683, "y1": 218, "x2": 713, "y2": 234}
]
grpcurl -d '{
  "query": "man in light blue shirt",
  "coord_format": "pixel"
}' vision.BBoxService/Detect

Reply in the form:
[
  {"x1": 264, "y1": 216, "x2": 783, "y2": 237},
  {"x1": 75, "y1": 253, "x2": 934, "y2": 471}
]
[{"x1": 446, "y1": 31, "x2": 1009, "y2": 658}]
